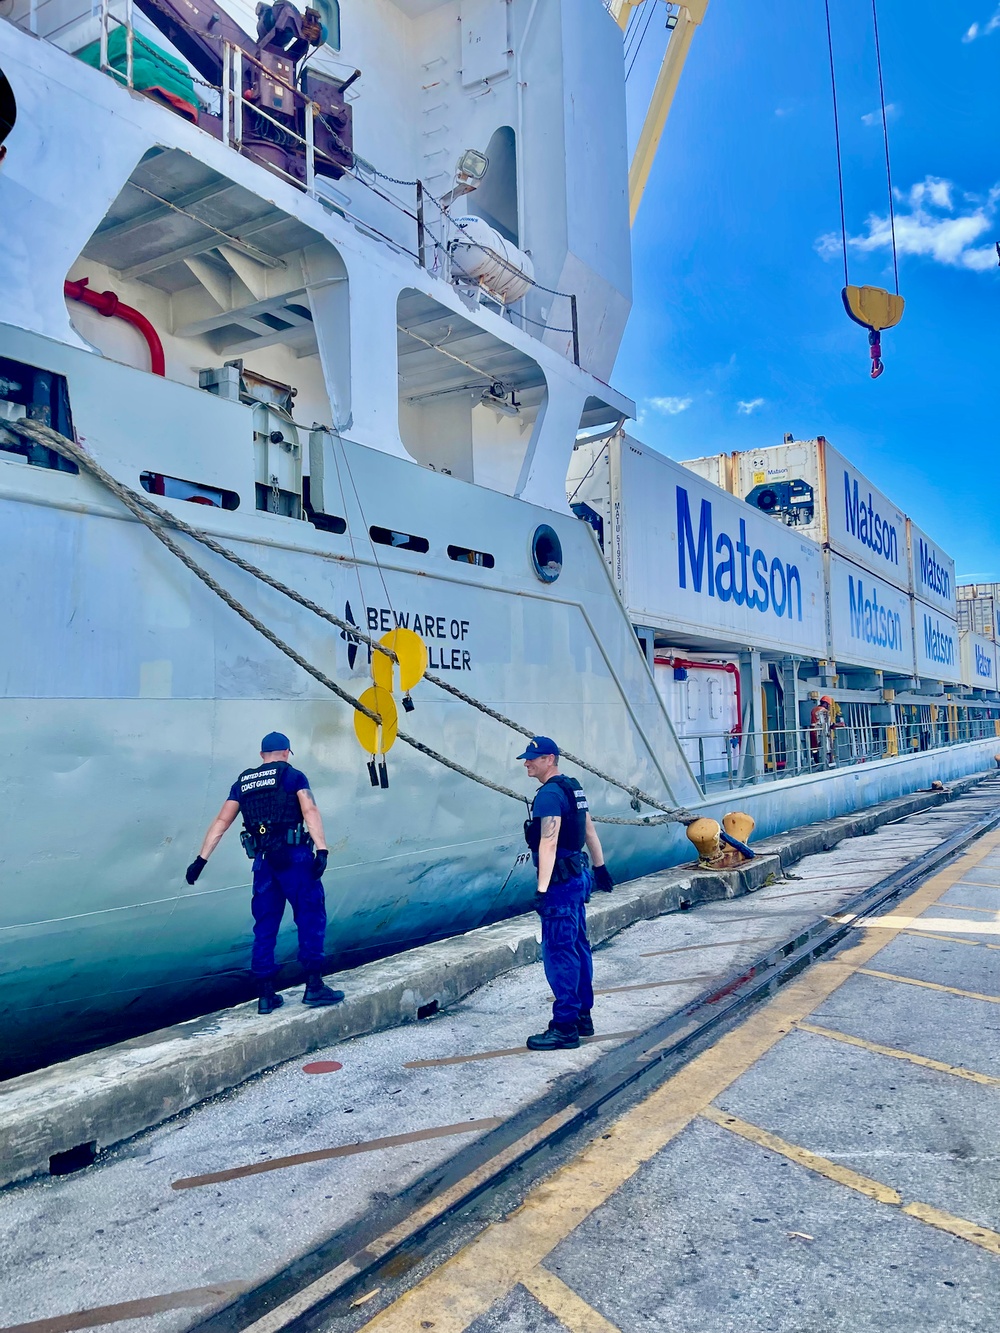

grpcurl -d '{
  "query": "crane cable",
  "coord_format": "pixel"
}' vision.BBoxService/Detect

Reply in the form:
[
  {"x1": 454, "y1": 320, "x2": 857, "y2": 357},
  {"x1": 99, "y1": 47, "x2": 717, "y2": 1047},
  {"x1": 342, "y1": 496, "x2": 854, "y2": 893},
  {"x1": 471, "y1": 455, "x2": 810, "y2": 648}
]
[
  {"x1": 9, "y1": 418, "x2": 694, "y2": 828},
  {"x1": 823, "y1": 0, "x2": 901, "y2": 378}
]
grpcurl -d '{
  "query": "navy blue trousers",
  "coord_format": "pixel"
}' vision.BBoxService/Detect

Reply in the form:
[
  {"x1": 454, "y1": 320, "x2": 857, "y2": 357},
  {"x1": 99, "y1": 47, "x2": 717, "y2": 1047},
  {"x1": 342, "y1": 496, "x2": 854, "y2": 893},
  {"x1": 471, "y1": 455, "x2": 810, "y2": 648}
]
[
  {"x1": 538, "y1": 872, "x2": 594, "y2": 1029},
  {"x1": 250, "y1": 846, "x2": 326, "y2": 978}
]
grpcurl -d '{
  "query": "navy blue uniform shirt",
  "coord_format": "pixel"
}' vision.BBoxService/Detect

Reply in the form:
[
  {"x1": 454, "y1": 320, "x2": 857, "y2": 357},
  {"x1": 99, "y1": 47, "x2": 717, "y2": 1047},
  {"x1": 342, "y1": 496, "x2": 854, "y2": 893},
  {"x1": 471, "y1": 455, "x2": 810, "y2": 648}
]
[
  {"x1": 229, "y1": 764, "x2": 310, "y2": 806},
  {"x1": 529, "y1": 780, "x2": 573, "y2": 867}
]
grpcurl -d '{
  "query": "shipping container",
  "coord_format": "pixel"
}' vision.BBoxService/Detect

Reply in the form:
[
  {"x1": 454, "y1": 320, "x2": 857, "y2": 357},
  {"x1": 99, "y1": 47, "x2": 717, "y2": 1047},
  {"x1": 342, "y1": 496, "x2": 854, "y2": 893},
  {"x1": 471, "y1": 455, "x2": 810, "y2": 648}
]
[
  {"x1": 958, "y1": 584, "x2": 999, "y2": 639},
  {"x1": 827, "y1": 551, "x2": 915, "y2": 675},
  {"x1": 912, "y1": 600, "x2": 962, "y2": 685},
  {"x1": 678, "y1": 453, "x2": 733, "y2": 493},
  {"x1": 568, "y1": 434, "x2": 828, "y2": 656},
  {"x1": 908, "y1": 521, "x2": 957, "y2": 618},
  {"x1": 960, "y1": 630, "x2": 999, "y2": 691},
  {"x1": 729, "y1": 438, "x2": 910, "y2": 594}
]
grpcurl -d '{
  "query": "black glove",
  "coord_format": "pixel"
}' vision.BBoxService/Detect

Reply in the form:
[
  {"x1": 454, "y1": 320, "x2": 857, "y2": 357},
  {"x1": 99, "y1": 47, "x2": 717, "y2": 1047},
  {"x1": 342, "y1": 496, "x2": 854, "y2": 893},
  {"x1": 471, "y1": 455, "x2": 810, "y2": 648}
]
[
  {"x1": 532, "y1": 889, "x2": 548, "y2": 913},
  {"x1": 312, "y1": 849, "x2": 329, "y2": 880},
  {"x1": 593, "y1": 864, "x2": 615, "y2": 893},
  {"x1": 185, "y1": 856, "x2": 207, "y2": 886}
]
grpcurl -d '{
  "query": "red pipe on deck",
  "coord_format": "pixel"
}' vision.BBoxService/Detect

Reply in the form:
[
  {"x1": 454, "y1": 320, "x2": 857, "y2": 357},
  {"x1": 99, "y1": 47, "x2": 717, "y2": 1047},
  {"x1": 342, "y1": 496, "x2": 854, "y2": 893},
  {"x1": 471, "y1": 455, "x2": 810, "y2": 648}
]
[
  {"x1": 64, "y1": 277, "x2": 165, "y2": 377},
  {"x1": 655, "y1": 655, "x2": 743, "y2": 736}
]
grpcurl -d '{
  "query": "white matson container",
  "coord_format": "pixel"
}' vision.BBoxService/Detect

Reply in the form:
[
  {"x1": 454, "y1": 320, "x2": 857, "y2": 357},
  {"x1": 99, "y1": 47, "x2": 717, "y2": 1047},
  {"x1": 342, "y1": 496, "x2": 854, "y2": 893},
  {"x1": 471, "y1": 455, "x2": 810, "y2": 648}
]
[
  {"x1": 827, "y1": 551, "x2": 915, "y2": 675},
  {"x1": 912, "y1": 600, "x2": 962, "y2": 685},
  {"x1": 909, "y1": 520, "x2": 957, "y2": 619},
  {"x1": 732, "y1": 438, "x2": 910, "y2": 595},
  {"x1": 960, "y1": 630, "x2": 998, "y2": 691},
  {"x1": 569, "y1": 434, "x2": 827, "y2": 656}
]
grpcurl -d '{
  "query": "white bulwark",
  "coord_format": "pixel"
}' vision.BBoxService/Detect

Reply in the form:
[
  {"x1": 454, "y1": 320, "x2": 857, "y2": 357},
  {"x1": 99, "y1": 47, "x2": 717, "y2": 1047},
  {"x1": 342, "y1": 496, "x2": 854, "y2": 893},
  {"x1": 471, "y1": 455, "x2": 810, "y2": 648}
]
[
  {"x1": 913, "y1": 601, "x2": 962, "y2": 684},
  {"x1": 908, "y1": 521, "x2": 956, "y2": 618},
  {"x1": 570, "y1": 435, "x2": 827, "y2": 655},
  {"x1": 823, "y1": 442, "x2": 909, "y2": 595},
  {"x1": 827, "y1": 552, "x2": 914, "y2": 675},
  {"x1": 960, "y1": 631, "x2": 998, "y2": 691}
]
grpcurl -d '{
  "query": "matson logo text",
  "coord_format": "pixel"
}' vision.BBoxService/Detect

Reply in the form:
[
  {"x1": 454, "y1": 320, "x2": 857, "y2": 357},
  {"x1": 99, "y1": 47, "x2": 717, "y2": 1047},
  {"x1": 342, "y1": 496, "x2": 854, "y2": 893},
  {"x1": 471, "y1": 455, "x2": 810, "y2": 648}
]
[{"x1": 676, "y1": 488, "x2": 803, "y2": 620}]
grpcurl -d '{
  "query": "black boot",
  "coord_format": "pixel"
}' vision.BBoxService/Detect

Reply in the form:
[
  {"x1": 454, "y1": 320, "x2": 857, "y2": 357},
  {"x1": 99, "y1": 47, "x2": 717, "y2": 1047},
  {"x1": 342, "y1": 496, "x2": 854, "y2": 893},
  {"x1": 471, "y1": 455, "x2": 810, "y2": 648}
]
[
  {"x1": 258, "y1": 979, "x2": 284, "y2": 1015},
  {"x1": 526, "y1": 1023, "x2": 580, "y2": 1051},
  {"x1": 576, "y1": 1010, "x2": 595, "y2": 1038},
  {"x1": 302, "y1": 973, "x2": 345, "y2": 1007}
]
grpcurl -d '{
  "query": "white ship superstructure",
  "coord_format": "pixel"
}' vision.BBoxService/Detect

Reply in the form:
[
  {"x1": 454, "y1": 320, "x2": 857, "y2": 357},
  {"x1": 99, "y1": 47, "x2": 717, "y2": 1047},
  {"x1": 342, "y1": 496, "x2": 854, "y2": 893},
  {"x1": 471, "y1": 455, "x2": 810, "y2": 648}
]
[{"x1": 1, "y1": 0, "x2": 996, "y2": 1077}]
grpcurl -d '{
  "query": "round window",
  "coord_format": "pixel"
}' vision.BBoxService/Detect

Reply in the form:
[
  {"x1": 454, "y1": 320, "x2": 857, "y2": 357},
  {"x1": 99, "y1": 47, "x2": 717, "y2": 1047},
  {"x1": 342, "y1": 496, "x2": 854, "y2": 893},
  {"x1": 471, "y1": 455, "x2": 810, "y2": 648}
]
[{"x1": 531, "y1": 524, "x2": 562, "y2": 583}]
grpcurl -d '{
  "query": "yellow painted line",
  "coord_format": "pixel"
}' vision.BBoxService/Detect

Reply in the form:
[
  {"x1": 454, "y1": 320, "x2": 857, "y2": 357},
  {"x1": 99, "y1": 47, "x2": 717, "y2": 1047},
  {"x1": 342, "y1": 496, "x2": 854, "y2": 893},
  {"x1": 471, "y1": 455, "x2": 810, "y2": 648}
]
[
  {"x1": 701, "y1": 1106, "x2": 902, "y2": 1203},
  {"x1": 704, "y1": 1108, "x2": 1000, "y2": 1258},
  {"x1": 931, "y1": 902, "x2": 999, "y2": 916},
  {"x1": 795, "y1": 1022, "x2": 1000, "y2": 1086},
  {"x1": 356, "y1": 833, "x2": 1000, "y2": 1333},
  {"x1": 949, "y1": 879, "x2": 1000, "y2": 891},
  {"x1": 521, "y1": 1268, "x2": 621, "y2": 1333},
  {"x1": 858, "y1": 968, "x2": 1000, "y2": 1004},
  {"x1": 902, "y1": 1202, "x2": 1000, "y2": 1257}
]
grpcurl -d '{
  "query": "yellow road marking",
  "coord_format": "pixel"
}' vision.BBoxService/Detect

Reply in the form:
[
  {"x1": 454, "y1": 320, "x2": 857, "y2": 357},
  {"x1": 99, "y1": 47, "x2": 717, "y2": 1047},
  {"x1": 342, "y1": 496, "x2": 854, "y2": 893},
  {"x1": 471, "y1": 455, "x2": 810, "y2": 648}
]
[
  {"x1": 700, "y1": 1106, "x2": 902, "y2": 1203},
  {"x1": 930, "y1": 902, "x2": 999, "y2": 916},
  {"x1": 795, "y1": 1021, "x2": 1000, "y2": 1086},
  {"x1": 357, "y1": 831, "x2": 1000, "y2": 1333},
  {"x1": 948, "y1": 879, "x2": 1000, "y2": 891},
  {"x1": 858, "y1": 968, "x2": 1000, "y2": 1004},
  {"x1": 704, "y1": 1108, "x2": 1000, "y2": 1257},
  {"x1": 521, "y1": 1268, "x2": 621, "y2": 1333},
  {"x1": 902, "y1": 1202, "x2": 1000, "y2": 1257}
]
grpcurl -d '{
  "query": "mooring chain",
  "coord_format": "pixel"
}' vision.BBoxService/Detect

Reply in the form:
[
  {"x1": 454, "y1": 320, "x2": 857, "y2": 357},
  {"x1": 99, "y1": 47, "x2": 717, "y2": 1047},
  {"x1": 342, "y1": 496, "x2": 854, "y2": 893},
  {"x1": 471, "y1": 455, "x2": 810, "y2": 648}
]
[{"x1": 9, "y1": 420, "x2": 691, "y2": 825}]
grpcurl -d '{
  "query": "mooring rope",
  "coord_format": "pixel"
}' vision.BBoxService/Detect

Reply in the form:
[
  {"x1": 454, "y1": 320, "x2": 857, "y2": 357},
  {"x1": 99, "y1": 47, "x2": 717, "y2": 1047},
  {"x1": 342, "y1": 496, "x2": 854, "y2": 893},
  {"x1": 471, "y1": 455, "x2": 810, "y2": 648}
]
[{"x1": 9, "y1": 419, "x2": 693, "y2": 826}]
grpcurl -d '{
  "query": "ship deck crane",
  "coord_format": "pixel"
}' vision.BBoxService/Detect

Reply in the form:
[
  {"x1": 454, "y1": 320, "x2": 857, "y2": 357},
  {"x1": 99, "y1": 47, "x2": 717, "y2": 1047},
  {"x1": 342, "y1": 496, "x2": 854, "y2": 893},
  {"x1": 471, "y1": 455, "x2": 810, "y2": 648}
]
[{"x1": 609, "y1": 0, "x2": 708, "y2": 226}]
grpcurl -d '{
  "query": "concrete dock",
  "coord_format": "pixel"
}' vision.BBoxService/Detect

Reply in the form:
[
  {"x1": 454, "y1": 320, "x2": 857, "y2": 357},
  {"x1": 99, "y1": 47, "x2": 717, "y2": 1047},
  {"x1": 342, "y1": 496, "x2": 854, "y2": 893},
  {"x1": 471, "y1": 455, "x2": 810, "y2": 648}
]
[{"x1": 1, "y1": 776, "x2": 999, "y2": 1333}]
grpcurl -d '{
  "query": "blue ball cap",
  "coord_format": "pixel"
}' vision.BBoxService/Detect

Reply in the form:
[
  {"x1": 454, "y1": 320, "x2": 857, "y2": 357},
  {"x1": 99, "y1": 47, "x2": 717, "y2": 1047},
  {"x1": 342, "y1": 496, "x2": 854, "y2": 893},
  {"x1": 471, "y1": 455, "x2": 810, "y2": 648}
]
[
  {"x1": 261, "y1": 731, "x2": 293, "y2": 754},
  {"x1": 516, "y1": 735, "x2": 560, "y2": 760}
]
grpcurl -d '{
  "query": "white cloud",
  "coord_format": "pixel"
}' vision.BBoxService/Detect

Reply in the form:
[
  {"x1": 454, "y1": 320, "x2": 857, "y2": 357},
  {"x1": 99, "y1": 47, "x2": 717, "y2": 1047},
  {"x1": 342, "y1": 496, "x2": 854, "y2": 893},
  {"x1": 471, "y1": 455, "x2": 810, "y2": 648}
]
[
  {"x1": 861, "y1": 102, "x2": 899, "y2": 127},
  {"x1": 648, "y1": 395, "x2": 693, "y2": 415},
  {"x1": 737, "y1": 398, "x2": 765, "y2": 415},
  {"x1": 963, "y1": 7, "x2": 1000, "y2": 41},
  {"x1": 816, "y1": 176, "x2": 999, "y2": 274}
]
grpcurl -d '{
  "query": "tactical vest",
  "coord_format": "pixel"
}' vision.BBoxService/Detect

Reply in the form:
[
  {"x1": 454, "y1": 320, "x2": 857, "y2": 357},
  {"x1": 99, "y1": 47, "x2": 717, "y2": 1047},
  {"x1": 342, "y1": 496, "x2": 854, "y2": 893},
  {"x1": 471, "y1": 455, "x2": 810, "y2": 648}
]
[
  {"x1": 524, "y1": 774, "x2": 589, "y2": 884},
  {"x1": 235, "y1": 761, "x2": 309, "y2": 858}
]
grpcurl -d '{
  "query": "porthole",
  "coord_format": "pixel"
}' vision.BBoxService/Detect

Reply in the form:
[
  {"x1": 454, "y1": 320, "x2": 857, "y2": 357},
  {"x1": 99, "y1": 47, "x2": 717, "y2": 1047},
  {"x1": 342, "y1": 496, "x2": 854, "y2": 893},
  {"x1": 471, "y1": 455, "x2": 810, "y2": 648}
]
[
  {"x1": 0, "y1": 66, "x2": 15, "y2": 157},
  {"x1": 531, "y1": 524, "x2": 562, "y2": 583}
]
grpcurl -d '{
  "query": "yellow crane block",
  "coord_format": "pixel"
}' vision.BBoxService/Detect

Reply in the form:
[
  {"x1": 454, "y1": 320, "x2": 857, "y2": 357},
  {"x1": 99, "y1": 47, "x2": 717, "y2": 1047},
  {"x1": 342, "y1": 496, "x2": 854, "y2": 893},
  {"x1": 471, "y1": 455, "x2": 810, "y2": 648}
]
[{"x1": 842, "y1": 285, "x2": 905, "y2": 332}]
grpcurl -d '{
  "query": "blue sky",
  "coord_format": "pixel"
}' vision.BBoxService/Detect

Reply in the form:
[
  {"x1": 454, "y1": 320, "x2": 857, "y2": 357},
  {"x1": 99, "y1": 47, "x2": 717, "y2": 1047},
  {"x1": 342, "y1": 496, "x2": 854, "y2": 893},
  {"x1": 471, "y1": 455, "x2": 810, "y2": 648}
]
[{"x1": 615, "y1": 0, "x2": 1000, "y2": 581}]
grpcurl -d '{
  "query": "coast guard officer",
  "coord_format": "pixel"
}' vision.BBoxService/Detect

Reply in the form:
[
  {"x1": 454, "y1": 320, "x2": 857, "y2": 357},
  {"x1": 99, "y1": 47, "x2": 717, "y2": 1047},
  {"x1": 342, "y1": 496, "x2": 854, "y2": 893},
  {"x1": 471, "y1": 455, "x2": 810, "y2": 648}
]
[
  {"x1": 185, "y1": 732, "x2": 344, "y2": 1014},
  {"x1": 518, "y1": 736, "x2": 614, "y2": 1050}
]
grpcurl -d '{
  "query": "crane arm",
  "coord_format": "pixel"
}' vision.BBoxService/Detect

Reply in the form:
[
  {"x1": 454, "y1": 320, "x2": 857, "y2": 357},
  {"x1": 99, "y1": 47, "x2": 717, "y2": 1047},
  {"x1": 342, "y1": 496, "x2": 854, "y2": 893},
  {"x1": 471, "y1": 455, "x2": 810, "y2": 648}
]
[{"x1": 626, "y1": 1, "x2": 708, "y2": 225}]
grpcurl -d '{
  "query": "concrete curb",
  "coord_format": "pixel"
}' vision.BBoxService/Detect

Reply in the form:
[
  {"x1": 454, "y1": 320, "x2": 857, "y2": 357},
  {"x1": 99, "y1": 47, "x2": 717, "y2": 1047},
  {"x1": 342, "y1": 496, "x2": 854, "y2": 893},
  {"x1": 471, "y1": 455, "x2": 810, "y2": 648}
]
[{"x1": 0, "y1": 770, "x2": 989, "y2": 1189}]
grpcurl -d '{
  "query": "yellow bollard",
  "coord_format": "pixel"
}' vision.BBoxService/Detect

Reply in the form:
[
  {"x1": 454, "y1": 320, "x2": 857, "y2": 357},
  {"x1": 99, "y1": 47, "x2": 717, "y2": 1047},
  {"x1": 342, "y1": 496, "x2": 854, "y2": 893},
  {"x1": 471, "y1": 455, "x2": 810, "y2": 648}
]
[
  {"x1": 722, "y1": 811, "x2": 755, "y2": 846},
  {"x1": 686, "y1": 818, "x2": 722, "y2": 866}
]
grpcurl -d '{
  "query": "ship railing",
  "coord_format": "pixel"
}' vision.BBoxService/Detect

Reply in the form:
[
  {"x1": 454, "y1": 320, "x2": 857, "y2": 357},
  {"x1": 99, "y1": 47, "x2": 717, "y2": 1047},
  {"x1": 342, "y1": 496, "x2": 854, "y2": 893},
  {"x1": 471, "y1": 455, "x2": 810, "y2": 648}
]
[
  {"x1": 683, "y1": 716, "x2": 1000, "y2": 795},
  {"x1": 6, "y1": 0, "x2": 583, "y2": 366}
]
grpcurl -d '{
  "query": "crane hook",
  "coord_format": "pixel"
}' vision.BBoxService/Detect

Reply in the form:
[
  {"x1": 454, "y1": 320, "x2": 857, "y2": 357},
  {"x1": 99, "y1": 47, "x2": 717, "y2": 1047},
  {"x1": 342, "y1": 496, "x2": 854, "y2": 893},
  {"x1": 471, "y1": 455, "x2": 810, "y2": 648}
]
[{"x1": 868, "y1": 328, "x2": 884, "y2": 379}]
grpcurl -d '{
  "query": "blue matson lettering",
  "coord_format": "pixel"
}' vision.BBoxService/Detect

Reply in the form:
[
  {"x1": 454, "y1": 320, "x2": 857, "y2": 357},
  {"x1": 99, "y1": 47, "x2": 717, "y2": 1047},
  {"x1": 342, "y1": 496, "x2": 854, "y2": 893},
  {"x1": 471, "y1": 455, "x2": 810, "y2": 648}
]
[
  {"x1": 923, "y1": 614, "x2": 955, "y2": 667},
  {"x1": 975, "y1": 644, "x2": 993, "y2": 679},
  {"x1": 676, "y1": 487, "x2": 802, "y2": 620},
  {"x1": 919, "y1": 538, "x2": 951, "y2": 600},
  {"x1": 844, "y1": 473, "x2": 899, "y2": 567},
  {"x1": 848, "y1": 575, "x2": 903, "y2": 652}
]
